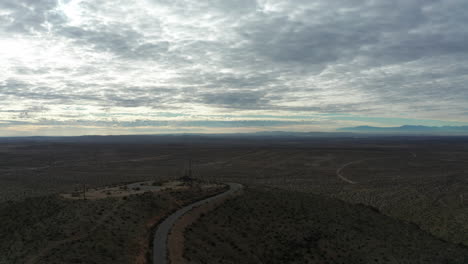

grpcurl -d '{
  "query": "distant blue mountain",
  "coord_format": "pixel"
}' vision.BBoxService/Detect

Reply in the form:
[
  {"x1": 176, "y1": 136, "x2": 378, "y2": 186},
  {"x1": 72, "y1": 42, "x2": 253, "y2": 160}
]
[{"x1": 338, "y1": 125, "x2": 468, "y2": 135}]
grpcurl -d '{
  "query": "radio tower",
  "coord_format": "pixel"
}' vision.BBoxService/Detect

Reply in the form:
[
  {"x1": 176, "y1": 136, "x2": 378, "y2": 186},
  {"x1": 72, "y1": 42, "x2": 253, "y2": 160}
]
[
  {"x1": 188, "y1": 158, "x2": 193, "y2": 178},
  {"x1": 181, "y1": 158, "x2": 194, "y2": 184}
]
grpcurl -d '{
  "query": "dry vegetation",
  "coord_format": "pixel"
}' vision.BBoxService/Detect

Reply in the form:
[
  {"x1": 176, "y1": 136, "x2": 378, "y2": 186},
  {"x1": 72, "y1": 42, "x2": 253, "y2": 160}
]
[
  {"x1": 185, "y1": 187, "x2": 468, "y2": 264},
  {"x1": 0, "y1": 181, "x2": 225, "y2": 264},
  {"x1": 1, "y1": 136, "x2": 468, "y2": 263}
]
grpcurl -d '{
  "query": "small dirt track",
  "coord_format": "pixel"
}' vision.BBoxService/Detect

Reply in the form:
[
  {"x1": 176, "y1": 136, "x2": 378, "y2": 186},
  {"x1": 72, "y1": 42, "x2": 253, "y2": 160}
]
[
  {"x1": 336, "y1": 160, "x2": 368, "y2": 184},
  {"x1": 336, "y1": 152, "x2": 416, "y2": 184}
]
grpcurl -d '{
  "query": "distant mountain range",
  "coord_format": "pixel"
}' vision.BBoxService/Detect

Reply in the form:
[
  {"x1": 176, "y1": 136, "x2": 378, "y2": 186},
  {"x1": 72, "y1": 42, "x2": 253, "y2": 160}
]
[
  {"x1": 0, "y1": 131, "x2": 356, "y2": 143},
  {"x1": 2, "y1": 127, "x2": 468, "y2": 142},
  {"x1": 337, "y1": 125, "x2": 468, "y2": 135}
]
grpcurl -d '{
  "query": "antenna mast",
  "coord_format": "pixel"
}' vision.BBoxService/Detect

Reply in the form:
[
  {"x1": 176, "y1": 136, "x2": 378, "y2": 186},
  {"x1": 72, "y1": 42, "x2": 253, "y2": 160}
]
[{"x1": 188, "y1": 158, "x2": 192, "y2": 178}]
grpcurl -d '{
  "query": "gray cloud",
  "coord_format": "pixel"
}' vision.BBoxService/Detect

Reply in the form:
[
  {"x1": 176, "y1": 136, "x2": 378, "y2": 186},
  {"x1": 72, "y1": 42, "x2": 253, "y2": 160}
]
[
  {"x1": 57, "y1": 25, "x2": 171, "y2": 60},
  {"x1": 1, "y1": 0, "x2": 468, "y2": 134},
  {"x1": 200, "y1": 91, "x2": 268, "y2": 109},
  {"x1": 0, "y1": 0, "x2": 64, "y2": 33}
]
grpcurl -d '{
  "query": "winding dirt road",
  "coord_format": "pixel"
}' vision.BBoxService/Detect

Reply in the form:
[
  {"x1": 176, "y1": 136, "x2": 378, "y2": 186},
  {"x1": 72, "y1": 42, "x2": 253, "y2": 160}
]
[
  {"x1": 152, "y1": 183, "x2": 242, "y2": 264},
  {"x1": 336, "y1": 152, "x2": 417, "y2": 184},
  {"x1": 336, "y1": 159, "x2": 372, "y2": 184}
]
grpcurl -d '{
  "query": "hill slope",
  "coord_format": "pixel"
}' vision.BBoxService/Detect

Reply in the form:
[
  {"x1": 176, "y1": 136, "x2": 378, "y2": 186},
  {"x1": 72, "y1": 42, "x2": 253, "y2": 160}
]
[{"x1": 185, "y1": 188, "x2": 468, "y2": 264}]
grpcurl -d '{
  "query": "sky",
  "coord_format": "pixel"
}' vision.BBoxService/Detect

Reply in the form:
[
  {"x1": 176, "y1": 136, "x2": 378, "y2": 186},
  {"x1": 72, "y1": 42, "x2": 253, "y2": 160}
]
[{"x1": 1, "y1": 0, "x2": 468, "y2": 136}]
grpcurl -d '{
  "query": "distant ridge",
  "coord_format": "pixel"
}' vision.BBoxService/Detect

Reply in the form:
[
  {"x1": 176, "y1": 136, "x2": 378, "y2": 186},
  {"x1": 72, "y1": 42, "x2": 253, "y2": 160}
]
[
  {"x1": 0, "y1": 131, "x2": 356, "y2": 142},
  {"x1": 338, "y1": 125, "x2": 468, "y2": 135},
  {"x1": 2, "y1": 128, "x2": 468, "y2": 142}
]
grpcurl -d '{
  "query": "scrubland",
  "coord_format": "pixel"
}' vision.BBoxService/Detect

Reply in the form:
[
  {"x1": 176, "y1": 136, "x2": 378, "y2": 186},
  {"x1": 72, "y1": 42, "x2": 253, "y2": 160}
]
[
  {"x1": 0, "y1": 181, "x2": 224, "y2": 264},
  {"x1": 1, "y1": 137, "x2": 468, "y2": 263},
  {"x1": 185, "y1": 187, "x2": 468, "y2": 263}
]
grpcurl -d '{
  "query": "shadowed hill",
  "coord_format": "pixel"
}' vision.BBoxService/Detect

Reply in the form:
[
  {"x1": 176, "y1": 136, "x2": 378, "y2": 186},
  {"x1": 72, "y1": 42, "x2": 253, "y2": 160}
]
[{"x1": 185, "y1": 188, "x2": 468, "y2": 264}]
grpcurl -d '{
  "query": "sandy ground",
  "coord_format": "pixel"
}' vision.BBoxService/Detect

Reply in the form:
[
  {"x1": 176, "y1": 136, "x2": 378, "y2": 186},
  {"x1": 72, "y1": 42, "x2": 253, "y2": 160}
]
[
  {"x1": 134, "y1": 214, "x2": 169, "y2": 264},
  {"x1": 61, "y1": 181, "x2": 189, "y2": 200}
]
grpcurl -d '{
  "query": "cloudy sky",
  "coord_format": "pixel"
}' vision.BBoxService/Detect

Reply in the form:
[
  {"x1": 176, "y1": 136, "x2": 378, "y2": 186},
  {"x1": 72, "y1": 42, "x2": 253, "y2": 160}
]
[{"x1": 1, "y1": 0, "x2": 468, "y2": 136}]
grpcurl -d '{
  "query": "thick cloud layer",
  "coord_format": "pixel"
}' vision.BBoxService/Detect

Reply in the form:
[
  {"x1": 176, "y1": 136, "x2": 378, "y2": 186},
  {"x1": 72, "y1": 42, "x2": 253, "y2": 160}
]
[{"x1": 1, "y1": 0, "x2": 467, "y2": 135}]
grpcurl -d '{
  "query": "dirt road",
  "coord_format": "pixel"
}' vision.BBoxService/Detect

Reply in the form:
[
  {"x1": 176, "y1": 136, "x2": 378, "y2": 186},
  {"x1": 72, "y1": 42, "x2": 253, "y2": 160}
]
[{"x1": 152, "y1": 183, "x2": 242, "y2": 264}]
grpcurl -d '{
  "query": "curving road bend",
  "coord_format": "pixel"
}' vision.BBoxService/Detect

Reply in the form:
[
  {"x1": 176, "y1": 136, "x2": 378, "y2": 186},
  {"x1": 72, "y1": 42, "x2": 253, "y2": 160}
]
[
  {"x1": 336, "y1": 160, "x2": 367, "y2": 184},
  {"x1": 153, "y1": 183, "x2": 242, "y2": 264},
  {"x1": 336, "y1": 152, "x2": 417, "y2": 184},
  {"x1": 336, "y1": 158, "x2": 384, "y2": 184}
]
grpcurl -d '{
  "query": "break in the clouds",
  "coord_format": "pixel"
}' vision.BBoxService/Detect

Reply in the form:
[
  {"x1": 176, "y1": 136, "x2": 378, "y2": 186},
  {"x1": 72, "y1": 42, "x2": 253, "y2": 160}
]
[{"x1": 1, "y1": 0, "x2": 468, "y2": 135}]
